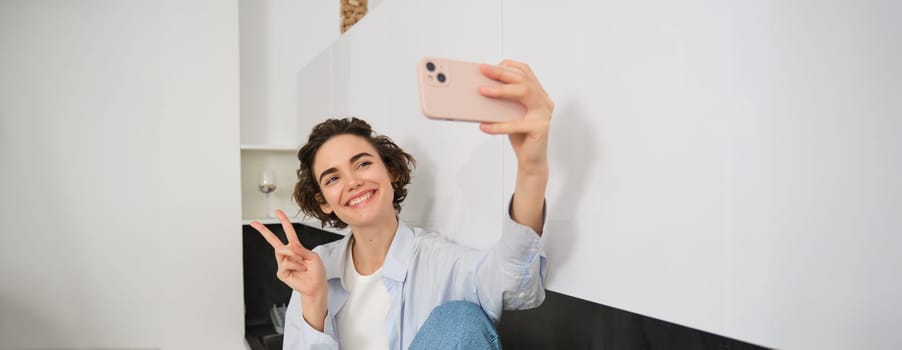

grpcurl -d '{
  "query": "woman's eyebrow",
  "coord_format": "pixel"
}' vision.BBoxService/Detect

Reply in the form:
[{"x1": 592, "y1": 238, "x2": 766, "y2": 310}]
[
  {"x1": 318, "y1": 152, "x2": 374, "y2": 183},
  {"x1": 318, "y1": 168, "x2": 338, "y2": 184},
  {"x1": 349, "y1": 152, "x2": 373, "y2": 163}
]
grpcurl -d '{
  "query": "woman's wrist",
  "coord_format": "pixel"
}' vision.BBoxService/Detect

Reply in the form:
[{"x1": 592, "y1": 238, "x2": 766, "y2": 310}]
[
  {"x1": 517, "y1": 162, "x2": 549, "y2": 180},
  {"x1": 301, "y1": 292, "x2": 328, "y2": 332},
  {"x1": 512, "y1": 169, "x2": 549, "y2": 234}
]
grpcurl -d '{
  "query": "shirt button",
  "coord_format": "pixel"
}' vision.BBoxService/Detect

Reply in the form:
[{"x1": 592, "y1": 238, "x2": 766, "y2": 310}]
[{"x1": 518, "y1": 292, "x2": 527, "y2": 299}]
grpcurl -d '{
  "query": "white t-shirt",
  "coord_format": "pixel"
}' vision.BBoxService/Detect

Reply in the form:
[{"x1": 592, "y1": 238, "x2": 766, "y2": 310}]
[{"x1": 336, "y1": 241, "x2": 390, "y2": 350}]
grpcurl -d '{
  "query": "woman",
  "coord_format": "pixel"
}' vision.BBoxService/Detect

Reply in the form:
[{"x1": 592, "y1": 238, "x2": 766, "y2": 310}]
[{"x1": 251, "y1": 59, "x2": 553, "y2": 349}]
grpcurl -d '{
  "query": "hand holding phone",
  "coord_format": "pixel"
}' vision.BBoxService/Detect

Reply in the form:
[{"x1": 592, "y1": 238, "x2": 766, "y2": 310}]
[{"x1": 417, "y1": 57, "x2": 526, "y2": 123}]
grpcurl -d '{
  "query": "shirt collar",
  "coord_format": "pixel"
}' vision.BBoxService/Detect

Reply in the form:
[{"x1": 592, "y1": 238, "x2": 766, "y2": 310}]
[
  {"x1": 324, "y1": 231, "x2": 350, "y2": 281},
  {"x1": 381, "y1": 220, "x2": 413, "y2": 283},
  {"x1": 324, "y1": 220, "x2": 414, "y2": 283}
]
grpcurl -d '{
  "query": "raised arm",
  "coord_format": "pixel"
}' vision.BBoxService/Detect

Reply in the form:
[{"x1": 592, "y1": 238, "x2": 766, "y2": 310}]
[
  {"x1": 250, "y1": 210, "x2": 328, "y2": 331},
  {"x1": 434, "y1": 60, "x2": 552, "y2": 320},
  {"x1": 478, "y1": 60, "x2": 553, "y2": 234}
]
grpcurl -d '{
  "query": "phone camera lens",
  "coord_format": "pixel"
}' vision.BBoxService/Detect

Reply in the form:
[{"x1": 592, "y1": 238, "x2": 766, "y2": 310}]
[
  {"x1": 437, "y1": 73, "x2": 446, "y2": 83},
  {"x1": 426, "y1": 62, "x2": 436, "y2": 72}
]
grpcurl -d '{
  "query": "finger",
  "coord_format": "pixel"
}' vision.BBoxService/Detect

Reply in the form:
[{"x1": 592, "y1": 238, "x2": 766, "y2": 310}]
[
  {"x1": 480, "y1": 119, "x2": 550, "y2": 135},
  {"x1": 482, "y1": 83, "x2": 553, "y2": 113},
  {"x1": 500, "y1": 60, "x2": 536, "y2": 80},
  {"x1": 480, "y1": 83, "x2": 529, "y2": 101},
  {"x1": 278, "y1": 242, "x2": 318, "y2": 261},
  {"x1": 275, "y1": 247, "x2": 302, "y2": 262},
  {"x1": 294, "y1": 245, "x2": 320, "y2": 260},
  {"x1": 480, "y1": 63, "x2": 525, "y2": 84},
  {"x1": 500, "y1": 60, "x2": 551, "y2": 98},
  {"x1": 276, "y1": 247, "x2": 317, "y2": 264},
  {"x1": 278, "y1": 253, "x2": 303, "y2": 264},
  {"x1": 288, "y1": 255, "x2": 308, "y2": 266},
  {"x1": 250, "y1": 221, "x2": 285, "y2": 248},
  {"x1": 280, "y1": 260, "x2": 308, "y2": 273},
  {"x1": 275, "y1": 209, "x2": 305, "y2": 249}
]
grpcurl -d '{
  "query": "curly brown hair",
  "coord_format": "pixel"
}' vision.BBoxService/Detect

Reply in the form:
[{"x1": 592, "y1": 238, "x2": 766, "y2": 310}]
[{"x1": 293, "y1": 117, "x2": 416, "y2": 229}]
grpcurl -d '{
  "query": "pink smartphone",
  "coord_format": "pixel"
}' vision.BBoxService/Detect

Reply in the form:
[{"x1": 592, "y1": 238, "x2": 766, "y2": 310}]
[{"x1": 417, "y1": 57, "x2": 526, "y2": 123}]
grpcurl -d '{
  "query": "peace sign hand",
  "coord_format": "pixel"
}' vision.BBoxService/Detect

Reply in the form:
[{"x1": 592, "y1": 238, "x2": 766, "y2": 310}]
[{"x1": 250, "y1": 209, "x2": 327, "y2": 299}]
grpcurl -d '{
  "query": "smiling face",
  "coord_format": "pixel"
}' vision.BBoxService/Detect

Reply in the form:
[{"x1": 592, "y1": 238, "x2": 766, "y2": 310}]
[
  {"x1": 293, "y1": 118, "x2": 415, "y2": 229},
  {"x1": 312, "y1": 134, "x2": 398, "y2": 229}
]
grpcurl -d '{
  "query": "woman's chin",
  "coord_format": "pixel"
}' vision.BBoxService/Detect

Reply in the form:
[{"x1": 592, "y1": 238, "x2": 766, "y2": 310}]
[{"x1": 344, "y1": 207, "x2": 396, "y2": 230}]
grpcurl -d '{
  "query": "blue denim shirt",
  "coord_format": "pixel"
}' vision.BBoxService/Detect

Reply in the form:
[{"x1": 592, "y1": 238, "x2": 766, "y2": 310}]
[{"x1": 283, "y1": 208, "x2": 548, "y2": 350}]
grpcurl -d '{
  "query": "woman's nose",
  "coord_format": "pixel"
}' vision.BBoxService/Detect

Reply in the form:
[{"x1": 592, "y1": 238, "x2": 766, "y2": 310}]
[{"x1": 347, "y1": 173, "x2": 364, "y2": 189}]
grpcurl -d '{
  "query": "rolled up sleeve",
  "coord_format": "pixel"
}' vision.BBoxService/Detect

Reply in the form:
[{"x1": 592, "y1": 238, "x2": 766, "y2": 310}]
[
  {"x1": 283, "y1": 291, "x2": 339, "y2": 350},
  {"x1": 471, "y1": 198, "x2": 549, "y2": 321}
]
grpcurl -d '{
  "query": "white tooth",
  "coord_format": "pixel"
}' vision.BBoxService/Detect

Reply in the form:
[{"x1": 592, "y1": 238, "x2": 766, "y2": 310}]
[{"x1": 349, "y1": 191, "x2": 371, "y2": 206}]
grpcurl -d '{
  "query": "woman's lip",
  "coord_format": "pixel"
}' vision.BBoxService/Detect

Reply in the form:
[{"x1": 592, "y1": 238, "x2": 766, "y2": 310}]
[{"x1": 346, "y1": 189, "x2": 375, "y2": 206}]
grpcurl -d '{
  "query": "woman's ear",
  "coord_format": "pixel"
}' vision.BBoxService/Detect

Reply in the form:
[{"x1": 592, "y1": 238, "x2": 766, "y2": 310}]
[{"x1": 315, "y1": 193, "x2": 333, "y2": 214}]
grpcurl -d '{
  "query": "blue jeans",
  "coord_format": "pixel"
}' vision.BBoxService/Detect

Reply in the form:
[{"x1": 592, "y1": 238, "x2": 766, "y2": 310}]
[{"x1": 409, "y1": 301, "x2": 502, "y2": 350}]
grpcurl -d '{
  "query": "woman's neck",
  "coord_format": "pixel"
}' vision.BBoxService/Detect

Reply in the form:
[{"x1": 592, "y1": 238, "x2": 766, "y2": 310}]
[{"x1": 349, "y1": 215, "x2": 398, "y2": 276}]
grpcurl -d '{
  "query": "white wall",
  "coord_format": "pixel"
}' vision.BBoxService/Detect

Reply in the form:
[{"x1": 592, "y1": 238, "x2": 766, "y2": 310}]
[
  {"x1": 1, "y1": 1, "x2": 244, "y2": 349},
  {"x1": 240, "y1": 0, "x2": 341, "y2": 146},
  {"x1": 159, "y1": 0, "x2": 244, "y2": 349},
  {"x1": 503, "y1": 0, "x2": 771, "y2": 343},
  {"x1": 0, "y1": 2, "x2": 162, "y2": 347},
  {"x1": 295, "y1": 0, "x2": 902, "y2": 349},
  {"x1": 502, "y1": 1, "x2": 901, "y2": 349}
]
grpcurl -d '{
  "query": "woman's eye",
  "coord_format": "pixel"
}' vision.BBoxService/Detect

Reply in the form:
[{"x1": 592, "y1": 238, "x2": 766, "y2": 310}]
[
  {"x1": 357, "y1": 161, "x2": 372, "y2": 169},
  {"x1": 325, "y1": 176, "x2": 338, "y2": 185}
]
